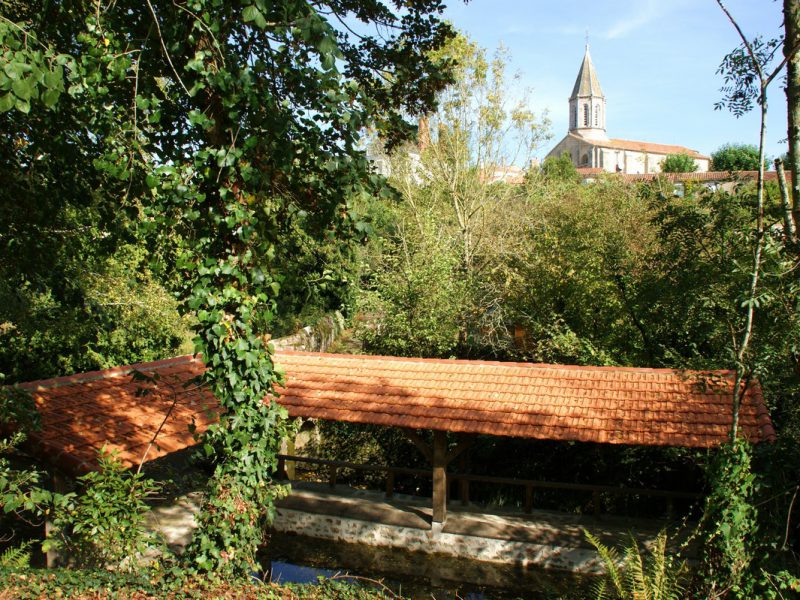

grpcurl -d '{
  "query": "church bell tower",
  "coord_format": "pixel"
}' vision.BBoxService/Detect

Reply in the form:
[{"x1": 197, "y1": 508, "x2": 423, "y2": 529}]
[{"x1": 569, "y1": 44, "x2": 608, "y2": 141}]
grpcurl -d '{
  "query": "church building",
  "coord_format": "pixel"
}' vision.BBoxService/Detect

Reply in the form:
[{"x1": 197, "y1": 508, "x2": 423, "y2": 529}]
[{"x1": 546, "y1": 46, "x2": 710, "y2": 175}]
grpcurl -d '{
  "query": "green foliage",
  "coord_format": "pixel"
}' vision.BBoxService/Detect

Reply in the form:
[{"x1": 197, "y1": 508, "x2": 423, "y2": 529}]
[
  {"x1": 43, "y1": 451, "x2": 161, "y2": 570},
  {"x1": 515, "y1": 177, "x2": 655, "y2": 365},
  {"x1": 357, "y1": 231, "x2": 466, "y2": 358},
  {"x1": 0, "y1": 567, "x2": 399, "y2": 599},
  {"x1": 0, "y1": 243, "x2": 193, "y2": 382},
  {"x1": 360, "y1": 35, "x2": 550, "y2": 358},
  {"x1": 711, "y1": 143, "x2": 764, "y2": 171},
  {"x1": 0, "y1": 541, "x2": 32, "y2": 569},
  {"x1": 2, "y1": 0, "x2": 455, "y2": 577},
  {"x1": 185, "y1": 472, "x2": 290, "y2": 574},
  {"x1": 0, "y1": 17, "x2": 68, "y2": 113},
  {"x1": 540, "y1": 152, "x2": 580, "y2": 183},
  {"x1": 0, "y1": 384, "x2": 40, "y2": 431},
  {"x1": 585, "y1": 529, "x2": 687, "y2": 600},
  {"x1": 699, "y1": 439, "x2": 758, "y2": 598},
  {"x1": 661, "y1": 153, "x2": 698, "y2": 173},
  {"x1": 0, "y1": 388, "x2": 63, "y2": 537},
  {"x1": 715, "y1": 34, "x2": 782, "y2": 117}
]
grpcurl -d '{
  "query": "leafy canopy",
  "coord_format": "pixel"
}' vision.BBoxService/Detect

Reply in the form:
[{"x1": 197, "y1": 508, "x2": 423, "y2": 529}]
[
  {"x1": 540, "y1": 152, "x2": 580, "y2": 183},
  {"x1": 361, "y1": 35, "x2": 551, "y2": 358},
  {"x1": 1, "y1": 0, "x2": 456, "y2": 576},
  {"x1": 661, "y1": 152, "x2": 699, "y2": 173},
  {"x1": 711, "y1": 142, "x2": 763, "y2": 171}
]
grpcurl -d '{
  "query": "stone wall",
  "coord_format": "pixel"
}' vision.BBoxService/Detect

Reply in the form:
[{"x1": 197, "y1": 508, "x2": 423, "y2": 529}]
[
  {"x1": 271, "y1": 507, "x2": 603, "y2": 573},
  {"x1": 272, "y1": 311, "x2": 345, "y2": 353}
]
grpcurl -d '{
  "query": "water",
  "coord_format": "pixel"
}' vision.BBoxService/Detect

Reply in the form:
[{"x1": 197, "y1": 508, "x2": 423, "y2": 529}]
[{"x1": 259, "y1": 531, "x2": 593, "y2": 599}]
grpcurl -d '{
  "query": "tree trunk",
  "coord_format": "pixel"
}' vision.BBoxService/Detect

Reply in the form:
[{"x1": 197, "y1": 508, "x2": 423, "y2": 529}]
[{"x1": 784, "y1": 0, "x2": 800, "y2": 234}]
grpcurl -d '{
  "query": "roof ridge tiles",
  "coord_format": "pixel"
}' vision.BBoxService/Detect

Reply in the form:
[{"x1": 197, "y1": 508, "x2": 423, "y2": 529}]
[
  {"x1": 274, "y1": 350, "x2": 735, "y2": 376},
  {"x1": 17, "y1": 355, "x2": 199, "y2": 392}
]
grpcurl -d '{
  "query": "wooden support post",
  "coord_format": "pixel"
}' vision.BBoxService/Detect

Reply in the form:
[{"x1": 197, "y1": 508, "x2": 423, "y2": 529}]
[
  {"x1": 328, "y1": 464, "x2": 338, "y2": 488},
  {"x1": 592, "y1": 490, "x2": 602, "y2": 516},
  {"x1": 385, "y1": 471, "x2": 395, "y2": 499},
  {"x1": 524, "y1": 483, "x2": 533, "y2": 514},
  {"x1": 460, "y1": 477, "x2": 470, "y2": 506},
  {"x1": 432, "y1": 430, "x2": 447, "y2": 524},
  {"x1": 285, "y1": 438, "x2": 296, "y2": 480},
  {"x1": 457, "y1": 437, "x2": 471, "y2": 506},
  {"x1": 277, "y1": 456, "x2": 287, "y2": 480}
]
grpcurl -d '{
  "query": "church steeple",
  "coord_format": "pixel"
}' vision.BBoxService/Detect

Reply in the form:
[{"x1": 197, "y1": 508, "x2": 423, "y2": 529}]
[{"x1": 569, "y1": 44, "x2": 607, "y2": 140}]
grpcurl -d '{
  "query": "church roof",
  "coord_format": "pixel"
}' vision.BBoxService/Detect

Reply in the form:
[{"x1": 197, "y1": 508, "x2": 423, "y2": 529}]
[
  {"x1": 563, "y1": 133, "x2": 709, "y2": 159},
  {"x1": 571, "y1": 46, "x2": 604, "y2": 98},
  {"x1": 604, "y1": 138, "x2": 709, "y2": 159}
]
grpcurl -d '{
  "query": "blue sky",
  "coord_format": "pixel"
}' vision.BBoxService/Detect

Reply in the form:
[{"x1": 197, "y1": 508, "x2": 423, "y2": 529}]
[{"x1": 440, "y1": 0, "x2": 788, "y2": 161}]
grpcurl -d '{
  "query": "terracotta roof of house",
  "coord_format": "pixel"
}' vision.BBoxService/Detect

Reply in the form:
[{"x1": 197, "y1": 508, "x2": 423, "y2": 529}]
[
  {"x1": 619, "y1": 170, "x2": 784, "y2": 183},
  {"x1": 576, "y1": 167, "x2": 604, "y2": 176},
  {"x1": 15, "y1": 352, "x2": 774, "y2": 475},
  {"x1": 480, "y1": 165, "x2": 525, "y2": 184}
]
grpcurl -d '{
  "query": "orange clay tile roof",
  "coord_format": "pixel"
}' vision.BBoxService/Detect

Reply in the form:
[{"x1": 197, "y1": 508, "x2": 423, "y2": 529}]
[
  {"x1": 15, "y1": 352, "x2": 775, "y2": 475},
  {"x1": 562, "y1": 133, "x2": 709, "y2": 159},
  {"x1": 602, "y1": 138, "x2": 709, "y2": 159},
  {"x1": 619, "y1": 170, "x2": 787, "y2": 183}
]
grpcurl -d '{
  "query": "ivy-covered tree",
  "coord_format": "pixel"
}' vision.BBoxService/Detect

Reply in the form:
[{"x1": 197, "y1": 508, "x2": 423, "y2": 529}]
[{"x1": 1, "y1": 0, "x2": 455, "y2": 576}]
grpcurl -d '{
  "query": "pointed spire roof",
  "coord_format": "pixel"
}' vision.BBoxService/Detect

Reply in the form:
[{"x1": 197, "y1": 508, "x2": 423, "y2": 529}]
[{"x1": 570, "y1": 45, "x2": 604, "y2": 98}]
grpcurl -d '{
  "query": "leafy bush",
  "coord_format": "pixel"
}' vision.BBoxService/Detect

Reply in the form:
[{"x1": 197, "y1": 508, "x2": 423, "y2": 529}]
[
  {"x1": 43, "y1": 451, "x2": 161, "y2": 570},
  {"x1": 0, "y1": 387, "x2": 65, "y2": 547}
]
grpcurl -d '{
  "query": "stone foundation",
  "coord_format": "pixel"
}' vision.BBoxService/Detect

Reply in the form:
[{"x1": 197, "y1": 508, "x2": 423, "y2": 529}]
[{"x1": 271, "y1": 507, "x2": 602, "y2": 573}]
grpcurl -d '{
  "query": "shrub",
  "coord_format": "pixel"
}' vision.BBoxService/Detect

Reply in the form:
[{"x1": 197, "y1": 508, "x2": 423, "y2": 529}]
[{"x1": 43, "y1": 451, "x2": 161, "y2": 570}]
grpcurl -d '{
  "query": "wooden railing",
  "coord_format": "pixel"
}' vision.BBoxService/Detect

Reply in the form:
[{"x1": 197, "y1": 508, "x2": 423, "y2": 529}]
[{"x1": 276, "y1": 454, "x2": 702, "y2": 516}]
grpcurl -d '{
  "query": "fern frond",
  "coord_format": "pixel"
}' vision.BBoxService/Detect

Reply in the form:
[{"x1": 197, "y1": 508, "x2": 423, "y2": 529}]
[
  {"x1": 0, "y1": 541, "x2": 32, "y2": 569},
  {"x1": 586, "y1": 528, "x2": 687, "y2": 600},
  {"x1": 584, "y1": 529, "x2": 624, "y2": 598},
  {"x1": 623, "y1": 534, "x2": 650, "y2": 600},
  {"x1": 649, "y1": 530, "x2": 667, "y2": 600}
]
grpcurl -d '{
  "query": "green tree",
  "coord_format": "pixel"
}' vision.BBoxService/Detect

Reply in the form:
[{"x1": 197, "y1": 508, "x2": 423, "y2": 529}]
[
  {"x1": 514, "y1": 176, "x2": 656, "y2": 366},
  {"x1": 711, "y1": 143, "x2": 763, "y2": 170},
  {"x1": 661, "y1": 153, "x2": 699, "y2": 173},
  {"x1": 783, "y1": 0, "x2": 800, "y2": 237},
  {"x1": 363, "y1": 35, "x2": 551, "y2": 357},
  {"x1": 1, "y1": 0, "x2": 455, "y2": 576},
  {"x1": 539, "y1": 152, "x2": 580, "y2": 183}
]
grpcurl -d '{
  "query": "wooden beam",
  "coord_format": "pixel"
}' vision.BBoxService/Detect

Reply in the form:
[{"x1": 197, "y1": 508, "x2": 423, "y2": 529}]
[
  {"x1": 403, "y1": 429, "x2": 432, "y2": 463},
  {"x1": 446, "y1": 433, "x2": 475, "y2": 464},
  {"x1": 432, "y1": 430, "x2": 447, "y2": 524}
]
